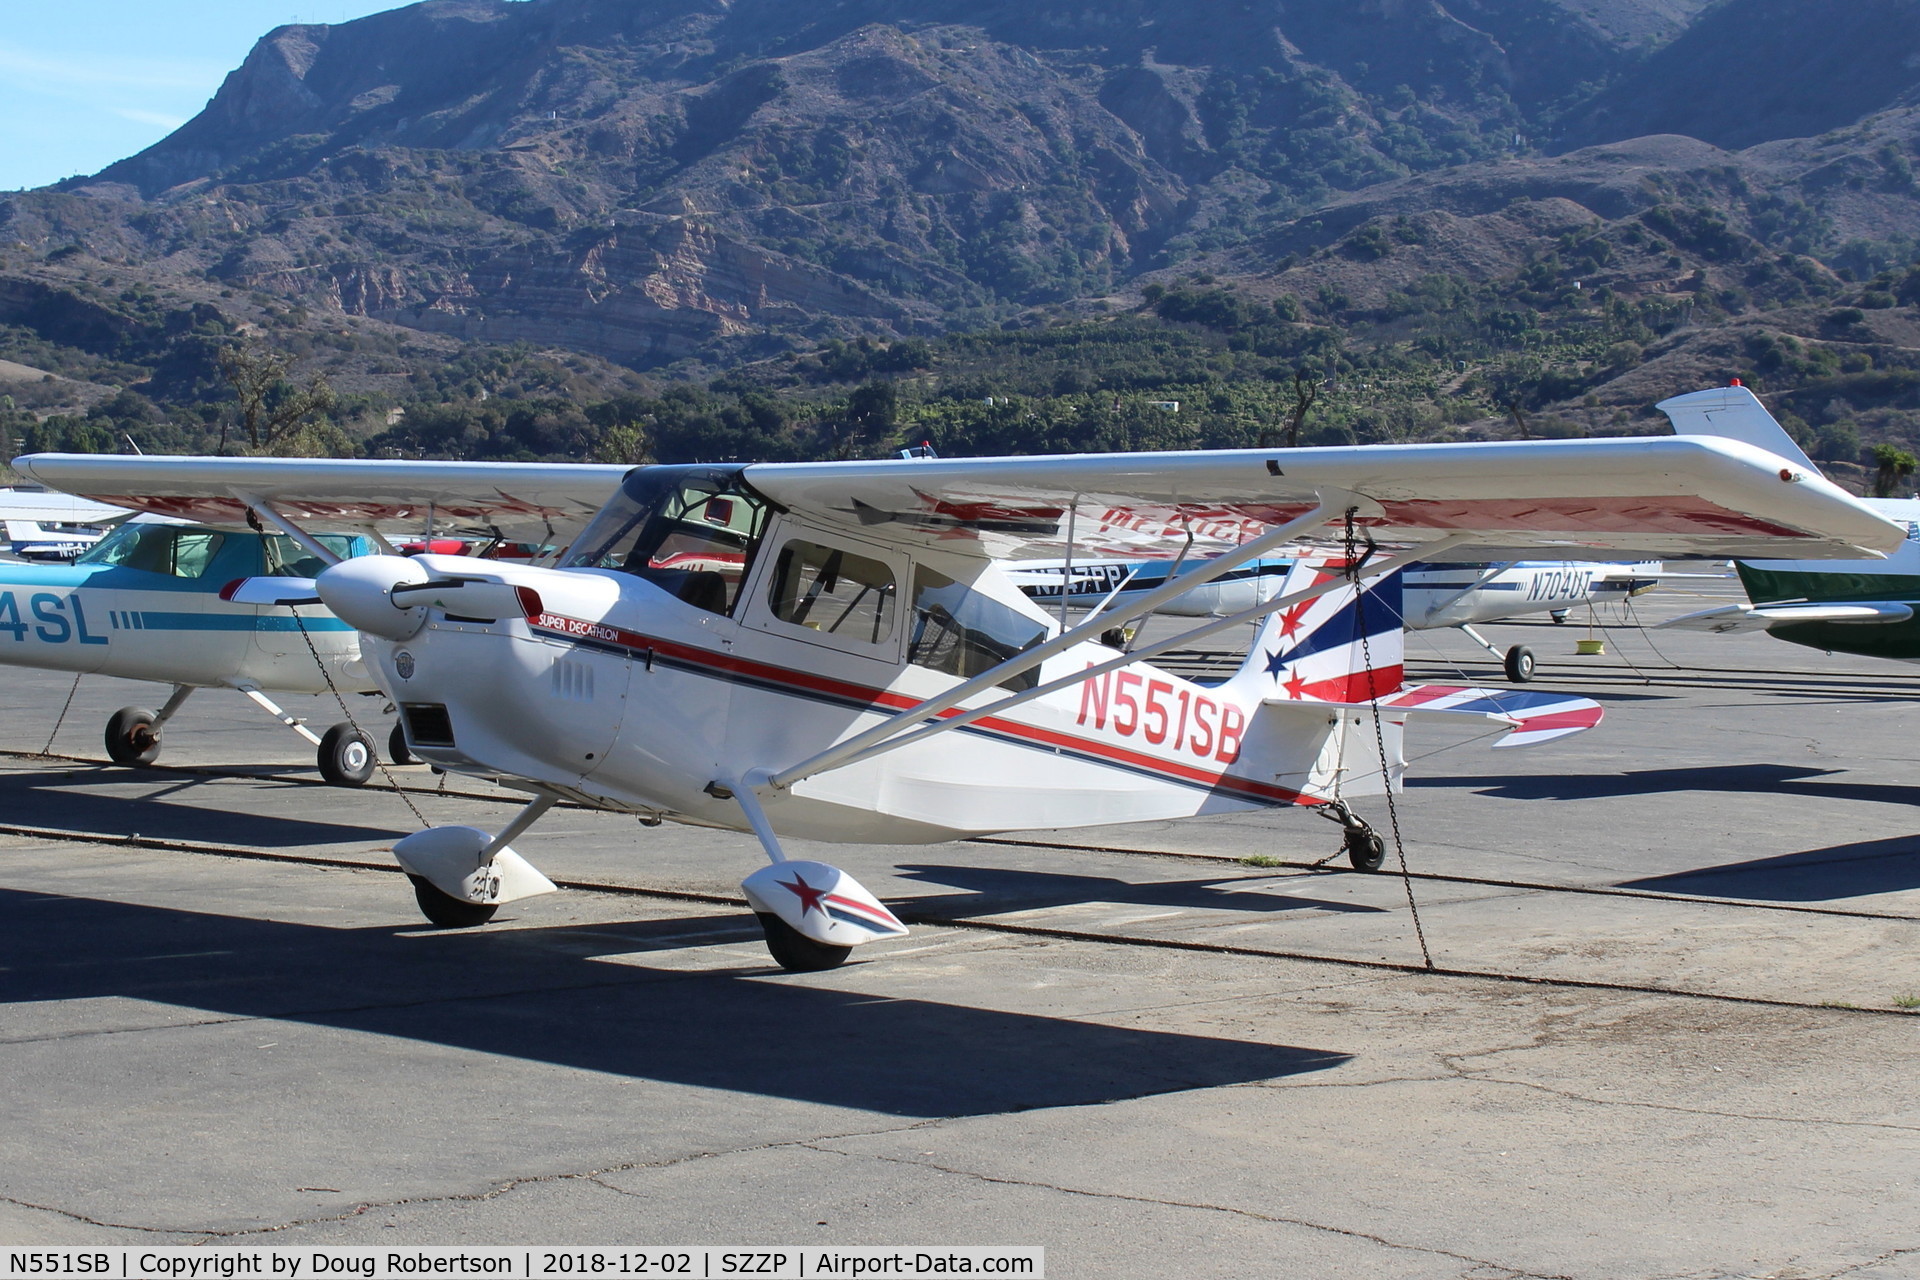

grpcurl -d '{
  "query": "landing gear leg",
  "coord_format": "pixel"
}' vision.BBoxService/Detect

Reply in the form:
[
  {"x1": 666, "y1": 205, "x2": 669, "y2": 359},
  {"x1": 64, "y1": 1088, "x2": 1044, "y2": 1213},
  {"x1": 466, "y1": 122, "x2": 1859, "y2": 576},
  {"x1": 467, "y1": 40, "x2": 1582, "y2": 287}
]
[
  {"x1": 392, "y1": 792, "x2": 559, "y2": 928},
  {"x1": 1460, "y1": 625, "x2": 1536, "y2": 683},
  {"x1": 237, "y1": 684, "x2": 374, "y2": 786},
  {"x1": 724, "y1": 772, "x2": 904, "y2": 971},
  {"x1": 104, "y1": 684, "x2": 194, "y2": 767},
  {"x1": 1317, "y1": 800, "x2": 1386, "y2": 872}
]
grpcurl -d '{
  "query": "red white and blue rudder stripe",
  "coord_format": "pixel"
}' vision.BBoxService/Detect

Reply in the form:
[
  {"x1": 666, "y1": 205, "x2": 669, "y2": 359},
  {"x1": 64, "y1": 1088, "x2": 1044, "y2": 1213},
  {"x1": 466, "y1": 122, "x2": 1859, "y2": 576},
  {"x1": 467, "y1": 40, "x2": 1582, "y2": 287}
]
[{"x1": 1226, "y1": 556, "x2": 1406, "y2": 703}]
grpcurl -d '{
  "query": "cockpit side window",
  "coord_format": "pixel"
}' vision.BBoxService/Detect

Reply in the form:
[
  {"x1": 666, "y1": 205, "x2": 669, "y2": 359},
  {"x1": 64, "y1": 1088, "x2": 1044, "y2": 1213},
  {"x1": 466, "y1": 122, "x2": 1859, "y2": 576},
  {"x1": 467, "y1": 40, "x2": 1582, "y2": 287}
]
[
  {"x1": 81, "y1": 525, "x2": 228, "y2": 579},
  {"x1": 908, "y1": 567, "x2": 1047, "y2": 692},
  {"x1": 565, "y1": 466, "x2": 768, "y2": 615},
  {"x1": 766, "y1": 539, "x2": 897, "y2": 644}
]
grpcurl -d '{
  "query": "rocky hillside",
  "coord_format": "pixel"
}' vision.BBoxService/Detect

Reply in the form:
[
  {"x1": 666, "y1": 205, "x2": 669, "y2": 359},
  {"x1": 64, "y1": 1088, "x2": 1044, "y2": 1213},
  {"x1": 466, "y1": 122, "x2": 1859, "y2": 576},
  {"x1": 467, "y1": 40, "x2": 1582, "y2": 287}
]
[{"x1": 3, "y1": 0, "x2": 1920, "y2": 463}]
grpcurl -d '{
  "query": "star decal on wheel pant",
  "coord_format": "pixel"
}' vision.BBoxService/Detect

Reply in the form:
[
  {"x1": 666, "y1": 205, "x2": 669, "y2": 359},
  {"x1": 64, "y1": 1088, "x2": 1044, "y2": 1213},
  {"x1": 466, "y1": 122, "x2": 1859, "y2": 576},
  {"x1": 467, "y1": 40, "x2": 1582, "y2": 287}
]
[{"x1": 779, "y1": 872, "x2": 828, "y2": 916}]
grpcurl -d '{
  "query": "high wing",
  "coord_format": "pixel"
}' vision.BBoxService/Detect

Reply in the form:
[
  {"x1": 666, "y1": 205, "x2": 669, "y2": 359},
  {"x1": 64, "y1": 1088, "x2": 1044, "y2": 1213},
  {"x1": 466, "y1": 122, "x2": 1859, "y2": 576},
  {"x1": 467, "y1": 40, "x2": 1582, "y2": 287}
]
[
  {"x1": 13, "y1": 434, "x2": 1904, "y2": 564},
  {"x1": 741, "y1": 435, "x2": 1902, "y2": 561},
  {"x1": 1659, "y1": 601, "x2": 1916, "y2": 633},
  {"x1": 9, "y1": 455, "x2": 632, "y2": 545}
]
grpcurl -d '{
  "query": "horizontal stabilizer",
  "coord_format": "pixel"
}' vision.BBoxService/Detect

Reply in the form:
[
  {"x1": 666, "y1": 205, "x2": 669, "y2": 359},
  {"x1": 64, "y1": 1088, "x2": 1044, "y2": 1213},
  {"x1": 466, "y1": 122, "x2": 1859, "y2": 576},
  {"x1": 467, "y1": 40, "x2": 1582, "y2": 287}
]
[
  {"x1": 1658, "y1": 601, "x2": 1914, "y2": 633},
  {"x1": 1372, "y1": 683, "x2": 1605, "y2": 749},
  {"x1": 220, "y1": 576, "x2": 320, "y2": 606}
]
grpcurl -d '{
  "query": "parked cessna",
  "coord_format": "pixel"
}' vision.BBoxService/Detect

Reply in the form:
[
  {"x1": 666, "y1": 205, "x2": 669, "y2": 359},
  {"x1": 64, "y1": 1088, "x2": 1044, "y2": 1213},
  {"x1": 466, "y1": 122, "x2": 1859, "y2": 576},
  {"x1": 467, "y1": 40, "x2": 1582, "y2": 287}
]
[
  {"x1": 17, "y1": 436, "x2": 1900, "y2": 971},
  {"x1": 1658, "y1": 383, "x2": 1920, "y2": 664},
  {"x1": 1009, "y1": 554, "x2": 1660, "y2": 681},
  {"x1": 0, "y1": 485, "x2": 129, "y2": 561},
  {"x1": 0, "y1": 515, "x2": 392, "y2": 781}
]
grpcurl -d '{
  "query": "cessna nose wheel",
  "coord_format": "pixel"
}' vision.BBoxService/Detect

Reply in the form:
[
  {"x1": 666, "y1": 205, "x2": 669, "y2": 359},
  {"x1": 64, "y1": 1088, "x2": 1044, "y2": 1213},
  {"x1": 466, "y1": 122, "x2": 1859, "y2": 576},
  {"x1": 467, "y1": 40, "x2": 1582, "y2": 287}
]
[{"x1": 318, "y1": 723, "x2": 377, "y2": 786}]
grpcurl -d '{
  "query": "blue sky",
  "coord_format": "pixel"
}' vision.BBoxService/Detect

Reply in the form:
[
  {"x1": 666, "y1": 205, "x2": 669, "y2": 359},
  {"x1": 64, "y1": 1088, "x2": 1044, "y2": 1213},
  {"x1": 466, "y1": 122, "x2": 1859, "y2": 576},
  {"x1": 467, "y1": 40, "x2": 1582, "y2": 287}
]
[{"x1": 0, "y1": 1, "x2": 412, "y2": 192}]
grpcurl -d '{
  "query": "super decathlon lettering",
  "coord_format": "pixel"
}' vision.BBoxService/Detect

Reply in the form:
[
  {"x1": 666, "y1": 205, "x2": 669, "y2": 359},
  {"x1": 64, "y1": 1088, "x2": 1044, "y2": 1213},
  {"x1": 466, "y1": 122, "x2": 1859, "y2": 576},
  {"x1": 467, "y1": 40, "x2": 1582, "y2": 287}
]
[
  {"x1": 531, "y1": 612, "x2": 627, "y2": 644},
  {"x1": 1076, "y1": 665, "x2": 1245, "y2": 763}
]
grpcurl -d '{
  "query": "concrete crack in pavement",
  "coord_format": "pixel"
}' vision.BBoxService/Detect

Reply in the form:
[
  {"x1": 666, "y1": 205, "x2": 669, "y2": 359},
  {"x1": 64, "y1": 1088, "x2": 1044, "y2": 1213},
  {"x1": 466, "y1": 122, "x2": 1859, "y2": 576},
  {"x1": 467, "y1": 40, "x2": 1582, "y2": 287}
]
[{"x1": 796, "y1": 1142, "x2": 1572, "y2": 1280}]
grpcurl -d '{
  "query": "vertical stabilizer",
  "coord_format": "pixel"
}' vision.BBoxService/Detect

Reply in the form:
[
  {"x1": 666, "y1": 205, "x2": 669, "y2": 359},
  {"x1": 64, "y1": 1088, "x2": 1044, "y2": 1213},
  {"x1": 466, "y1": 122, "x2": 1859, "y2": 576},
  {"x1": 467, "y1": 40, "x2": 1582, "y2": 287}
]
[{"x1": 1224, "y1": 555, "x2": 1405, "y2": 702}]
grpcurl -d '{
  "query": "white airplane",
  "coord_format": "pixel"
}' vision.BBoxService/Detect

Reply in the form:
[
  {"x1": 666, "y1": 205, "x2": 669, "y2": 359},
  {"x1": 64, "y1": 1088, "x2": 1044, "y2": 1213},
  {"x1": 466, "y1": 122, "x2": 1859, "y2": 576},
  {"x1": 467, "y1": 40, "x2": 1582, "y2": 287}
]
[
  {"x1": 1656, "y1": 382, "x2": 1920, "y2": 661},
  {"x1": 16, "y1": 438, "x2": 1899, "y2": 971},
  {"x1": 0, "y1": 515, "x2": 392, "y2": 780},
  {"x1": 1009, "y1": 555, "x2": 1660, "y2": 681},
  {"x1": 0, "y1": 486, "x2": 129, "y2": 561}
]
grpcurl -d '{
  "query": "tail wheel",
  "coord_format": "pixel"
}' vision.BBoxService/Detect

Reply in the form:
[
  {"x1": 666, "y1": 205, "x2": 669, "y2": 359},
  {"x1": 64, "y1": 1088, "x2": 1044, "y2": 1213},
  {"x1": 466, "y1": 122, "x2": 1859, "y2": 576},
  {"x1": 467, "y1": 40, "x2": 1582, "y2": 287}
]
[
  {"x1": 104, "y1": 707, "x2": 162, "y2": 766},
  {"x1": 387, "y1": 721, "x2": 417, "y2": 766},
  {"x1": 1345, "y1": 828, "x2": 1386, "y2": 873},
  {"x1": 756, "y1": 912, "x2": 852, "y2": 972},
  {"x1": 1504, "y1": 644, "x2": 1537, "y2": 683},
  {"x1": 318, "y1": 723, "x2": 376, "y2": 786},
  {"x1": 408, "y1": 875, "x2": 499, "y2": 928}
]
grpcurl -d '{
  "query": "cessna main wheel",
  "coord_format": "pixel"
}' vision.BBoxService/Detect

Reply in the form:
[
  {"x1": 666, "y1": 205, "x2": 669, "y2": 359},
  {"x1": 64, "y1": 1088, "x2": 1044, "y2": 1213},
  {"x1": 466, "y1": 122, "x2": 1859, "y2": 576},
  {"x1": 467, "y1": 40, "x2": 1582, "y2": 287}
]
[
  {"x1": 756, "y1": 912, "x2": 852, "y2": 972},
  {"x1": 408, "y1": 875, "x2": 499, "y2": 928},
  {"x1": 1504, "y1": 644, "x2": 1537, "y2": 683},
  {"x1": 318, "y1": 723, "x2": 376, "y2": 786},
  {"x1": 104, "y1": 707, "x2": 162, "y2": 766}
]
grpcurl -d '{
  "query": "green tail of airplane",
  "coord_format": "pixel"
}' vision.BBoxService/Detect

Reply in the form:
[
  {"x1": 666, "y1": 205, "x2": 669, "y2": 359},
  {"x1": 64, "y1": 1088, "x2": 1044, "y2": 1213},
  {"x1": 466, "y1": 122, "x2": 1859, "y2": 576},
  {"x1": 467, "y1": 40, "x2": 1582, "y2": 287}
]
[{"x1": 1656, "y1": 384, "x2": 1920, "y2": 663}]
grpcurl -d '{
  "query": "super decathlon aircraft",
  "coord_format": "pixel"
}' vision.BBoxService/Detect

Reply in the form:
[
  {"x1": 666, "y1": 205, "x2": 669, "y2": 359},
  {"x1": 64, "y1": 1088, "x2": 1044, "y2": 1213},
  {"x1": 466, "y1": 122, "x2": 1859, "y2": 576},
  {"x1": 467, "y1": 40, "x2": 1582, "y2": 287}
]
[
  {"x1": 1009, "y1": 554, "x2": 1660, "y2": 681},
  {"x1": 1658, "y1": 383, "x2": 1920, "y2": 664},
  {"x1": 16, "y1": 439, "x2": 1900, "y2": 971}
]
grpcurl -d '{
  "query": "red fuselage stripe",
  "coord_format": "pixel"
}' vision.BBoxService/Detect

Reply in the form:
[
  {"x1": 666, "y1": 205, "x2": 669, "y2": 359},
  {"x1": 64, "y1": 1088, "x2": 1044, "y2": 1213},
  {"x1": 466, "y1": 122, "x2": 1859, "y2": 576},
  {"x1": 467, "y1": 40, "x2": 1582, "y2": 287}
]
[{"x1": 529, "y1": 614, "x2": 1314, "y2": 806}]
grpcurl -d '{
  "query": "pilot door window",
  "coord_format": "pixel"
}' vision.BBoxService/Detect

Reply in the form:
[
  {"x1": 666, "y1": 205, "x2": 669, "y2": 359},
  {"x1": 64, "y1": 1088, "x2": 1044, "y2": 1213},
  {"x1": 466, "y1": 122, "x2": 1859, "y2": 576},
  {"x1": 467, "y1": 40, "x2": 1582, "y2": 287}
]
[
  {"x1": 82, "y1": 525, "x2": 226, "y2": 579},
  {"x1": 766, "y1": 540, "x2": 898, "y2": 645}
]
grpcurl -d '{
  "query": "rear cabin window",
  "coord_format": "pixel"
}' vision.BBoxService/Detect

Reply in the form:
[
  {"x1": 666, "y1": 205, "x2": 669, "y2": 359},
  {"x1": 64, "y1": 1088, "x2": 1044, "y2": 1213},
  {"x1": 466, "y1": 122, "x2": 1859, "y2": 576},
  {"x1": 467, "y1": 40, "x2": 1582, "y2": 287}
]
[
  {"x1": 82, "y1": 525, "x2": 227, "y2": 579},
  {"x1": 766, "y1": 540, "x2": 897, "y2": 644},
  {"x1": 908, "y1": 567, "x2": 1048, "y2": 691}
]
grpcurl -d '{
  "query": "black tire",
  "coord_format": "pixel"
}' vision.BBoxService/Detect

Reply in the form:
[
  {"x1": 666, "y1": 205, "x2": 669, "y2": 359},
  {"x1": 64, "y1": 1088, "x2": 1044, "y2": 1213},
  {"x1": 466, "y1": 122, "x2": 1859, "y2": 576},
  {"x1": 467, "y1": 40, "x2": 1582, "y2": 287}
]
[
  {"x1": 318, "y1": 723, "x2": 376, "y2": 786},
  {"x1": 388, "y1": 721, "x2": 417, "y2": 766},
  {"x1": 104, "y1": 707, "x2": 162, "y2": 766},
  {"x1": 1504, "y1": 644, "x2": 1537, "y2": 683},
  {"x1": 1549, "y1": 609, "x2": 1570, "y2": 625},
  {"x1": 756, "y1": 911, "x2": 852, "y2": 972},
  {"x1": 409, "y1": 874, "x2": 498, "y2": 928},
  {"x1": 1345, "y1": 829, "x2": 1387, "y2": 873}
]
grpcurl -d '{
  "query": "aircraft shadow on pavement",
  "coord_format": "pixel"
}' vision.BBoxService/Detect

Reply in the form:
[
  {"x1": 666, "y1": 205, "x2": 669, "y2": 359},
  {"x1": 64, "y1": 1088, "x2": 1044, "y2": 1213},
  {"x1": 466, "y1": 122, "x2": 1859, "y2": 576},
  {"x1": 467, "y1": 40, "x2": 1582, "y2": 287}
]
[
  {"x1": 0, "y1": 888, "x2": 1348, "y2": 1117},
  {"x1": 0, "y1": 766, "x2": 403, "y2": 847},
  {"x1": 890, "y1": 864, "x2": 1385, "y2": 918},
  {"x1": 1619, "y1": 833, "x2": 1920, "y2": 902},
  {"x1": 1409, "y1": 763, "x2": 1920, "y2": 808}
]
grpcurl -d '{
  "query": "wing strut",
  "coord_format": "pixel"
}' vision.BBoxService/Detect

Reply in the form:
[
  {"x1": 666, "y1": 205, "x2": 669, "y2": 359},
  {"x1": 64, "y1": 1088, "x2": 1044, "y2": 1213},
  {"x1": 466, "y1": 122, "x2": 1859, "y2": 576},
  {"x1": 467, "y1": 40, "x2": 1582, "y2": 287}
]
[
  {"x1": 232, "y1": 491, "x2": 346, "y2": 566},
  {"x1": 771, "y1": 532, "x2": 1469, "y2": 786}
]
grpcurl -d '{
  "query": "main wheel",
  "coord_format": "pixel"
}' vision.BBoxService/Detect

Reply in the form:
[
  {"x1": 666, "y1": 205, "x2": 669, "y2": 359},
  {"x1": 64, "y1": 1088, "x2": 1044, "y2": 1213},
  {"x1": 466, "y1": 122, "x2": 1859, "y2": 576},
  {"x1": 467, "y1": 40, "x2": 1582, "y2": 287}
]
[
  {"x1": 756, "y1": 912, "x2": 853, "y2": 972},
  {"x1": 1549, "y1": 609, "x2": 1570, "y2": 625},
  {"x1": 409, "y1": 875, "x2": 498, "y2": 928},
  {"x1": 387, "y1": 721, "x2": 417, "y2": 766},
  {"x1": 1345, "y1": 829, "x2": 1386, "y2": 873},
  {"x1": 318, "y1": 723, "x2": 376, "y2": 786},
  {"x1": 1504, "y1": 644, "x2": 1537, "y2": 683},
  {"x1": 104, "y1": 707, "x2": 162, "y2": 766}
]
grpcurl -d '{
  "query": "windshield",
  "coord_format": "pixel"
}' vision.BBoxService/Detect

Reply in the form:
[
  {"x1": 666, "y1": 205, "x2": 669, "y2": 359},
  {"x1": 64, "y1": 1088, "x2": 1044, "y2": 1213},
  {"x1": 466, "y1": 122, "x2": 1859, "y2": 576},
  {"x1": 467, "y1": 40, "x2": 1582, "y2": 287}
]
[
  {"x1": 81, "y1": 525, "x2": 357, "y2": 578},
  {"x1": 565, "y1": 465, "x2": 769, "y2": 614}
]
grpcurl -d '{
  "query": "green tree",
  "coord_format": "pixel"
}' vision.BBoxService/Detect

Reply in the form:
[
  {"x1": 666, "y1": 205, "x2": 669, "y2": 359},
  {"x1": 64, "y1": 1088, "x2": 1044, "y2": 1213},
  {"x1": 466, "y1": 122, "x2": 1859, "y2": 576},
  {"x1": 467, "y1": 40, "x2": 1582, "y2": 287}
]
[
  {"x1": 1870, "y1": 443, "x2": 1917, "y2": 498},
  {"x1": 216, "y1": 339, "x2": 337, "y2": 453}
]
